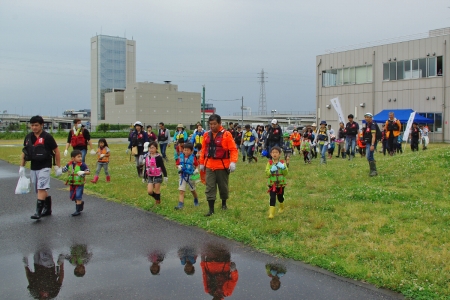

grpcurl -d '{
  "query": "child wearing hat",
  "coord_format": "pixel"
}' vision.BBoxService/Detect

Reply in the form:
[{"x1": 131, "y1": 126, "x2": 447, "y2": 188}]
[
  {"x1": 173, "y1": 124, "x2": 188, "y2": 149},
  {"x1": 300, "y1": 133, "x2": 312, "y2": 164},
  {"x1": 281, "y1": 133, "x2": 293, "y2": 167},
  {"x1": 313, "y1": 121, "x2": 331, "y2": 164}
]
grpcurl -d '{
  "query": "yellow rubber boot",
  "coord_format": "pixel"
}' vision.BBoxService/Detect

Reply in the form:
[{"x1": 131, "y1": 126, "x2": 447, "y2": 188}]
[
  {"x1": 268, "y1": 206, "x2": 275, "y2": 219},
  {"x1": 278, "y1": 202, "x2": 285, "y2": 213}
]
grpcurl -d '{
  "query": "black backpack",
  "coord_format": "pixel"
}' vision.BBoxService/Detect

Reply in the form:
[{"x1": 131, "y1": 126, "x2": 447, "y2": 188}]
[{"x1": 23, "y1": 132, "x2": 53, "y2": 162}]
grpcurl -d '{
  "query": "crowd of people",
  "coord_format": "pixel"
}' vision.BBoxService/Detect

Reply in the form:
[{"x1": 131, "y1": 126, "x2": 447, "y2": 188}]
[{"x1": 19, "y1": 112, "x2": 432, "y2": 221}]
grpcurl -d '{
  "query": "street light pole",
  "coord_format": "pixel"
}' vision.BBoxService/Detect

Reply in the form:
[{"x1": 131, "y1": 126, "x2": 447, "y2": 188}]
[
  {"x1": 241, "y1": 96, "x2": 244, "y2": 127},
  {"x1": 202, "y1": 85, "x2": 206, "y2": 128}
]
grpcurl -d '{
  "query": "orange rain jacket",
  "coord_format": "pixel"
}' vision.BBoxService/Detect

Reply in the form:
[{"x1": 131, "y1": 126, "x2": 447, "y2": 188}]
[
  {"x1": 199, "y1": 126, "x2": 238, "y2": 171},
  {"x1": 290, "y1": 132, "x2": 301, "y2": 147},
  {"x1": 385, "y1": 118, "x2": 402, "y2": 138},
  {"x1": 201, "y1": 261, "x2": 238, "y2": 297}
]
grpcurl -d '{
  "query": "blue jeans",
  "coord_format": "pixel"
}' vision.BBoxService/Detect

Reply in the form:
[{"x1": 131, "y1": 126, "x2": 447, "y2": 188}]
[
  {"x1": 345, "y1": 136, "x2": 357, "y2": 156},
  {"x1": 318, "y1": 143, "x2": 327, "y2": 161},
  {"x1": 159, "y1": 143, "x2": 168, "y2": 159},
  {"x1": 245, "y1": 144, "x2": 255, "y2": 159},
  {"x1": 366, "y1": 142, "x2": 377, "y2": 162},
  {"x1": 80, "y1": 149, "x2": 87, "y2": 163}
]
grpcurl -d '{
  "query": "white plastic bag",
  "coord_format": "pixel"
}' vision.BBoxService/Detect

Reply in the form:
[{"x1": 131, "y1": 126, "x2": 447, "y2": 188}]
[{"x1": 15, "y1": 175, "x2": 31, "y2": 195}]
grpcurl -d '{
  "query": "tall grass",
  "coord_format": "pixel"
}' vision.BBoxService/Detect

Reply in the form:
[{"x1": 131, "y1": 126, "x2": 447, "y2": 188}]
[{"x1": 1, "y1": 141, "x2": 449, "y2": 299}]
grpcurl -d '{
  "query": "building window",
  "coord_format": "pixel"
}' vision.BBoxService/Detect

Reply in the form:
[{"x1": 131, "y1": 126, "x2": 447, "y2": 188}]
[
  {"x1": 417, "y1": 112, "x2": 442, "y2": 132},
  {"x1": 383, "y1": 56, "x2": 443, "y2": 81},
  {"x1": 322, "y1": 65, "x2": 372, "y2": 87},
  {"x1": 178, "y1": 98, "x2": 183, "y2": 102}
]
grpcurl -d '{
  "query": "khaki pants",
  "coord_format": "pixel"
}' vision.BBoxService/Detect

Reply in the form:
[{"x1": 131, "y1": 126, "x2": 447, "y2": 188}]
[{"x1": 205, "y1": 168, "x2": 229, "y2": 201}]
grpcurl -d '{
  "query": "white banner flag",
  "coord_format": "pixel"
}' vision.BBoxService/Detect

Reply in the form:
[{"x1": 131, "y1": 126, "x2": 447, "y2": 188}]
[
  {"x1": 403, "y1": 112, "x2": 416, "y2": 142},
  {"x1": 330, "y1": 97, "x2": 345, "y2": 124}
]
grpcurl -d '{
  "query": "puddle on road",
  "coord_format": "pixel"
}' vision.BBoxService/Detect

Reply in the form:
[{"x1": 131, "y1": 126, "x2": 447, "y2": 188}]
[{"x1": 2, "y1": 242, "x2": 292, "y2": 299}]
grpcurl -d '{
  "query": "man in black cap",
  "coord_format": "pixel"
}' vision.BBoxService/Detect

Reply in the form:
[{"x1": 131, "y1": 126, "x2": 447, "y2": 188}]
[{"x1": 345, "y1": 114, "x2": 359, "y2": 160}]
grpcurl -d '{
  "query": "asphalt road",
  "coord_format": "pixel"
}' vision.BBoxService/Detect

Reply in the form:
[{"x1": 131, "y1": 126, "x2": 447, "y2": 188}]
[{"x1": 0, "y1": 160, "x2": 403, "y2": 300}]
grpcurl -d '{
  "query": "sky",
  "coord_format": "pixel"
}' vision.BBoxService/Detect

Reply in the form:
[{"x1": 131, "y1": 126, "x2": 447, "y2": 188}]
[{"x1": 1, "y1": 0, "x2": 450, "y2": 119}]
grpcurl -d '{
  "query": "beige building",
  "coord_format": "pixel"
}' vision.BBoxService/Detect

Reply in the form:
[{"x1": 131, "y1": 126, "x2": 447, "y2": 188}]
[
  {"x1": 317, "y1": 27, "x2": 450, "y2": 142},
  {"x1": 104, "y1": 81, "x2": 200, "y2": 127},
  {"x1": 91, "y1": 35, "x2": 200, "y2": 127}
]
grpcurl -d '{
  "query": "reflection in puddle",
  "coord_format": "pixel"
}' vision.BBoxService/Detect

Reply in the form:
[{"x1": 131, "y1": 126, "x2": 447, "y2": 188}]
[
  {"x1": 65, "y1": 244, "x2": 93, "y2": 278},
  {"x1": 201, "y1": 243, "x2": 239, "y2": 299},
  {"x1": 148, "y1": 250, "x2": 165, "y2": 275},
  {"x1": 266, "y1": 263, "x2": 287, "y2": 291},
  {"x1": 178, "y1": 246, "x2": 197, "y2": 276},
  {"x1": 23, "y1": 249, "x2": 64, "y2": 299}
]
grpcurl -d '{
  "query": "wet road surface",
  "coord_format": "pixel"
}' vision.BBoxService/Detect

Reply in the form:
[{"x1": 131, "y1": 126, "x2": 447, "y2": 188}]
[{"x1": 0, "y1": 160, "x2": 403, "y2": 299}]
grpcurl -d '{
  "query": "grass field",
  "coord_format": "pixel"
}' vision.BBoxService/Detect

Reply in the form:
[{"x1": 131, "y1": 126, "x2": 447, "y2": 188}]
[{"x1": 2, "y1": 140, "x2": 449, "y2": 299}]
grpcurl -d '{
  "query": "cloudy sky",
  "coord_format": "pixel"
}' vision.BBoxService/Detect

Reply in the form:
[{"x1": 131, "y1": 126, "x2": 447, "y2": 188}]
[{"x1": 1, "y1": 0, "x2": 449, "y2": 119}]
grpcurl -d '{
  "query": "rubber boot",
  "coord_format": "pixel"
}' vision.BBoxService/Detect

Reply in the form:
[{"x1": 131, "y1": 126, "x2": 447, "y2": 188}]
[
  {"x1": 31, "y1": 200, "x2": 44, "y2": 219},
  {"x1": 90, "y1": 175, "x2": 99, "y2": 183},
  {"x1": 268, "y1": 206, "x2": 275, "y2": 219},
  {"x1": 71, "y1": 204, "x2": 81, "y2": 216},
  {"x1": 320, "y1": 158, "x2": 324, "y2": 164},
  {"x1": 278, "y1": 202, "x2": 285, "y2": 213},
  {"x1": 106, "y1": 175, "x2": 110, "y2": 182},
  {"x1": 342, "y1": 152, "x2": 346, "y2": 159},
  {"x1": 41, "y1": 196, "x2": 52, "y2": 217},
  {"x1": 243, "y1": 156, "x2": 246, "y2": 162},
  {"x1": 174, "y1": 202, "x2": 184, "y2": 210},
  {"x1": 221, "y1": 200, "x2": 227, "y2": 210},
  {"x1": 369, "y1": 161, "x2": 378, "y2": 177},
  {"x1": 205, "y1": 200, "x2": 215, "y2": 216},
  {"x1": 79, "y1": 201, "x2": 84, "y2": 211},
  {"x1": 137, "y1": 166, "x2": 143, "y2": 177},
  {"x1": 154, "y1": 193, "x2": 161, "y2": 205}
]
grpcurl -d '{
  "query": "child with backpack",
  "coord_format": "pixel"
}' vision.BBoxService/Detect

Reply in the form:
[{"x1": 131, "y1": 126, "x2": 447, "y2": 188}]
[
  {"x1": 62, "y1": 150, "x2": 90, "y2": 216},
  {"x1": 90, "y1": 138, "x2": 110, "y2": 183},
  {"x1": 174, "y1": 143, "x2": 200, "y2": 209},
  {"x1": 144, "y1": 141, "x2": 168, "y2": 205},
  {"x1": 265, "y1": 146, "x2": 288, "y2": 219},
  {"x1": 327, "y1": 135, "x2": 336, "y2": 159}
]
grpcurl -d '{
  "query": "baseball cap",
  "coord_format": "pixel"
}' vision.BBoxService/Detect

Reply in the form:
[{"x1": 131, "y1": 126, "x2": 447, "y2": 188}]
[
  {"x1": 364, "y1": 112, "x2": 373, "y2": 117},
  {"x1": 271, "y1": 119, "x2": 277, "y2": 124}
]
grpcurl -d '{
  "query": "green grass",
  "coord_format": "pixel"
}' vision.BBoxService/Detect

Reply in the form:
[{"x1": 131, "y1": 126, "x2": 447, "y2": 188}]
[{"x1": 2, "y1": 141, "x2": 450, "y2": 299}]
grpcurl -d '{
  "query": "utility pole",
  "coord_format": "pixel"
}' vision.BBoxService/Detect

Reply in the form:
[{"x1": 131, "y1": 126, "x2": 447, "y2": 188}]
[{"x1": 202, "y1": 85, "x2": 205, "y2": 128}]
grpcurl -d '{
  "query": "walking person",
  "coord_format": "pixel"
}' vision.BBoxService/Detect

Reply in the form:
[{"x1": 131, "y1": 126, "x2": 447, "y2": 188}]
[
  {"x1": 313, "y1": 120, "x2": 331, "y2": 164},
  {"x1": 144, "y1": 141, "x2": 168, "y2": 205},
  {"x1": 63, "y1": 119, "x2": 95, "y2": 163},
  {"x1": 20, "y1": 115, "x2": 62, "y2": 220},
  {"x1": 409, "y1": 122, "x2": 421, "y2": 152},
  {"x1": 345, "y1": 114, "x2": 359, "y2": 160},
  {"x1": 199, "y1": 114, "x2": 238, "y2": 216},
  {"x1": 265, "y1": 119, "x2": 283, "y2": 159},
  {"x1": 127, "y1": 121, "x2": 149, "y2": 177},
  {"x1": 90, "y1": 138, "x2": 111, "y2": 183},
  {"x1": 146, "y1": 125, "x2": 157, "y2": 142},
  {"x1": 265, "y1": 146, "x2": 288, "y2": 219},
  {"x1": 385, "y1": 112, "x2": 402, "y2": 156},
  {"x1": 157, "y1": 122, "x2": 171, "y2": 162},
  {"x1": 363, "y1": 113, "x2": 378, "y2": 176},
  {"x1": 336, "y1": 122, "x2": 346, "y2": 158},
  {"x1": 241, "y1": 124, "x2": 259, "y2": 163},
  {"x1": 61, "y1": 150, "x2": 90, "y2": 216},
  {"x1": 174, "y1": 143, "x2": 200, "y2": 209}
]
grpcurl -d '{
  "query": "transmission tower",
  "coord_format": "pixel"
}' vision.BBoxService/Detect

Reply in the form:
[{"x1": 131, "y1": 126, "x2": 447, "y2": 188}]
[{"x1": 258, "y1": 69, "x2": 267, "y2": 115}]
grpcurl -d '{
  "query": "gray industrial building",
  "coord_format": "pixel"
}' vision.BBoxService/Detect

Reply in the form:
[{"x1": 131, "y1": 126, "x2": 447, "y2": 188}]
[
  {"x1": 91, "y1": 35, "x2": 200, "y2": 127},
  {"x1": 316, "y1": 27, "x2": 450, "y2": 142}
]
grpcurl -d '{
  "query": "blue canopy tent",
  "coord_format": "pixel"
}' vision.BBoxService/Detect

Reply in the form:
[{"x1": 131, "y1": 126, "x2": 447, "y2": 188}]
[{"x1": 372, "y1": 109, "x2": 434, "y2": 124}]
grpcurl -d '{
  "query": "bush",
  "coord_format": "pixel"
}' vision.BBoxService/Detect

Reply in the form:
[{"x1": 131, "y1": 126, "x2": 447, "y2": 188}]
[{"x1": 97, "y1": 123, "x2": 110, "y2": 132}]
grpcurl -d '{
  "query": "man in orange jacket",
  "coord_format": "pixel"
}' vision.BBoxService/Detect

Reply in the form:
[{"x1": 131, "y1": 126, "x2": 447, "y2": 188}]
[
  {"x1": 200, "y1": 114, "x2": 238, "y2": 217},
  {"x1": 385, "y1": 112, "x2": 402, "y2": 156}
]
